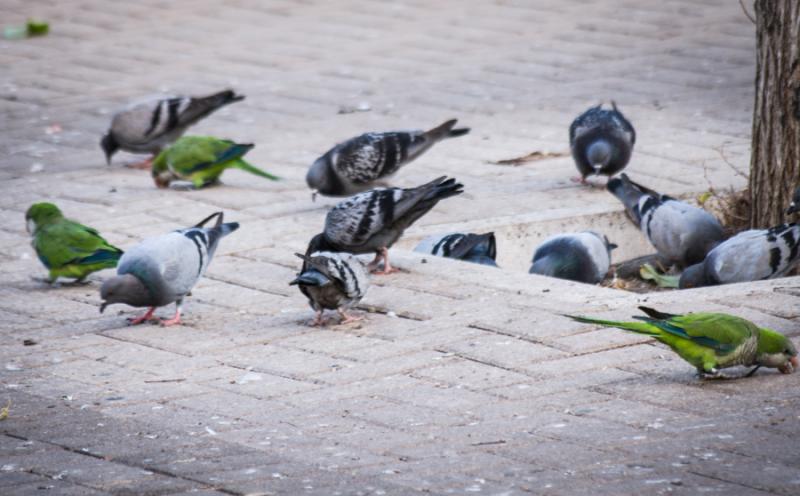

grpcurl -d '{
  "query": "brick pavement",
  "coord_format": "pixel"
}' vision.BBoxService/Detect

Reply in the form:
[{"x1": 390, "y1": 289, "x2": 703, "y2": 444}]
[{"x1": 2, "y1": 0, "x2": 799, "y2": 494}]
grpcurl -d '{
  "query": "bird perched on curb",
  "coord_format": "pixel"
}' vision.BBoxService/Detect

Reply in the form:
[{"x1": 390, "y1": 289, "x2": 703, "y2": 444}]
[
  {"x1": 151, "y1": 136, "x2": 279, "y2": 189},
  {"x1": 530, "y1": 231, "x2": 616, "y2": 284},
  {"x1": 414, "y1": 232, "x2": 498, "y2": 266},
  {"x1": 569, "y1": 102, "x2": 635, "y2": 184},
  {"x1": 101, "y1": 90, "x2": 244, "y2": 168},
  {"x1": 608, "y1": 173, "x2": 724, "y2": 268},
  {"x1": 25, "y1": 202, "x2": 123, "y2": 284},
  {"x1": 306, "y1": 119, "x2": 469, "y2": 199},
  {"x1": 786, "y1": 186, "x2": 800, "y2": 215},
  {"x1": 678, "y1": 223, "x2": 800, "y2": 289},
  {"x1": 566, "y1": 306, "x2": 798, "y2": 378},
  {"x1": 306, "y1": 176, "x2": 464, "y2": 274},
  {"x1": 290, "y1": 251, "x2": 370, "y2": 326},
  {"x1": 99, "y1": 212, "x2": 238, "y2": 326}
]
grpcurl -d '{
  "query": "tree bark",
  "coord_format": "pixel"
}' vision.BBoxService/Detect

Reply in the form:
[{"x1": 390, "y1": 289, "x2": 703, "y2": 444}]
[{"x1": 749, "y1": 0, "x2": 800, "y2": 228}]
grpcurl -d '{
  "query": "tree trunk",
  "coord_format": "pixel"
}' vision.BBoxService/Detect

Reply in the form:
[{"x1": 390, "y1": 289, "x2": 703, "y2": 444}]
[{"x1": 749, "y1": 0, "x2": 800, "y2": 228}]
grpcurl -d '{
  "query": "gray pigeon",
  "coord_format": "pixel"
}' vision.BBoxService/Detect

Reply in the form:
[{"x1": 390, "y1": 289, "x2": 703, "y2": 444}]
[
  {"x1": 414, "y1": 232, "x2": 498, "y2": 267},
  {"x1": 570, "y1": 102, "x2": 635, "y2": 184},
  {"x1": 100, "y1": 90, "x2": 244, "y2": 168},
  {"x1": 306, "y1": 176, "x2": 464, "y2": 274},
  {"x1": 608, "y1": 173, "x2": 724, "y2": 268},
  {"x1": 530, "y1": 231, "x2": 617, "y2": 284},
  {"x1": 787, "y1": 187, "x2": 800, "y2": 215},
  {"x1": 290, "y1": 251, "x2": 370, "y2": 326},
  {"x1": 679, "y1": 223, "x2": 800, "y2": 289},
  {"x1": 99, "y1": 212, "x2": 239, "y2": 326},
  {"x1": 306, "y1": 119, "x2": 469, "y2": 198}
]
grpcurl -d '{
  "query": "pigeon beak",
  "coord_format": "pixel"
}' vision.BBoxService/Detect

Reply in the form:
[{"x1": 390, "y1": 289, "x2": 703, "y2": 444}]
[
  {"x1": 786, "y1": 203, "x2": 797, "y2": 215},
  {"x1": 311, "y1": 190, "x2": 318, "y2": 202},
  {"x1": 99, "y1": 301, "x2": 107, "y2": 314}
]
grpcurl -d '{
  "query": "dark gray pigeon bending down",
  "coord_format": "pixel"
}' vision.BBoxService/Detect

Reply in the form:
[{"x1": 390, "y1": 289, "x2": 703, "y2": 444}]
[
  {"x1": 679, "y1": 223, "x2": 800, "y2": 289},
  {"x1": 414, "y1": 232, "x2": 498, "y2": 267},
  {"x1": 99, "y1": 212, "x2": 239, "y2": 326},
  {"x1": 290, "y1": 251, "x2": 370, "y2": 326},
  {"x1": 570, "y1": 102, "x2": 635, "y2": 184},
  {"x1": 530, "y1": 231, "x2": 617, "y2": 284},
  {"x1": 306, "y1": 176, "x2": 464, "y2": 274},
  {"x1": 608, "y1": 173, "x2": 724, "y2": 268},
  {"x1": 101, "y1": 90, "x2": 244, "y2": 168},
  {"x1": 306, "y1": 119, "x2": 469, "y2": 198}
]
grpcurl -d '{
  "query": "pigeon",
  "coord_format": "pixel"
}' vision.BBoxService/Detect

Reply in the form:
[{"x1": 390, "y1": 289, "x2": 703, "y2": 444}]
[
  {"x1": 567, "y1": 306, "x2": 798, "y2": 378},
  {"x1": 100, "y1": 90, "x2": 244, "y2": 168},
  {"x1": 99, "y1": 212, "x2": 238, "y2": 326},
  {"x1": 26, "y1": 202, "x2": 122, "y2": 284},
  {"x1": 679, "y1": 223, "x2": 800, "y2": 289},
  {"x1": 306, "y1": 176, "x2": 464, "y2": 274},
  {"x1": 306, "y1": 119, "x2": 469, "y2": 198},
  {"x1": 530, "y1": 231, "x2": 616, "y2": 284},
  {"x1": 290, "y1": 251, "x2": 370, "y2": 326},
  {"x1": 607, "y1": 173, "x2": 724, "y2": 267},
  {"x1": 786, "y1": 186, "x2": 800, "y2": 215},
  {"x1": 414, "y1": 232, "x2": 498, "y2": 266},
  {"x1": 151, "y1": 136, "x2": 279, "y2": 189},
  {"x1": 570, "y1": 102, "x2": 635, "y2": 184}
]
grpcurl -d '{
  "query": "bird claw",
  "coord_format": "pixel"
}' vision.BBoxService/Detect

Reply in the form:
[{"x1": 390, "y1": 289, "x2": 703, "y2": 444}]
[
  {"x1": 337, "y1": 311, "x2": 364, "y2": 325},
  {"x1": 159, "y1": 317, "x2": 182, "y2": 327},
  {"x1": 370, "y1": 266, "x2": 400, "y2": 275}
]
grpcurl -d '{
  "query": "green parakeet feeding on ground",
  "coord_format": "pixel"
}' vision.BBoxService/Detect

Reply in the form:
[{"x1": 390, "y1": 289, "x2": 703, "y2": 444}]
[
  {"x1": 566, "y1": 306, "x2": 798, "y2": 378},
  {"x1": 26, "y1": 203, "x2": 123, "y2": 283},
  {"x1": 151, "y1": 135, "x2": 279, "y2": 189}
]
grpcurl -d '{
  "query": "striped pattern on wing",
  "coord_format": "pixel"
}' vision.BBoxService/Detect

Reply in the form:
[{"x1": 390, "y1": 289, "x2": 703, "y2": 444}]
[
  {"x1": 324, "y1": 187, "x2": 406, "y2": 246},
  {"x1": 333, "y1": 132, "x2": 420, "y2": 183}
]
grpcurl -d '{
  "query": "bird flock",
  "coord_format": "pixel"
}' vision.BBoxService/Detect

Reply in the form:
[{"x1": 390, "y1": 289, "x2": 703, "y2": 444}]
[{"x1": 22, "y1": 89, "x2": 800, "y2": 379}]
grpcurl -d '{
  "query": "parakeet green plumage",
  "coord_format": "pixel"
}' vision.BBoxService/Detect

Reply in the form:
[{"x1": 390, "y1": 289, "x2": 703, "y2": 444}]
[
  {"x1": 151, "y1": 135, "x2": 279, "y2": 188},
  {"x1": 26, "y1": 203, "x2": 123, "y2": 283},
  {"x1": 566, "y1": 306, "x2": 798, "y2": 378}
]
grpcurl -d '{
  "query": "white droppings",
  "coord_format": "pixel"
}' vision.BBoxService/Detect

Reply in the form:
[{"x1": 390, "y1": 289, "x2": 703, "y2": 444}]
[{"x1": 30, "y1": 163, "x2": 44, "y2": 173}]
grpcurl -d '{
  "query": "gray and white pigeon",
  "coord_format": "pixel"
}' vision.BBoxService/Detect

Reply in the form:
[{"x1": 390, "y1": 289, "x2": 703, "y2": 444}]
[
  {"x1": 414, "y1": 232, "x2": 498, "y2": 267},
  {"x1": 570, "y1": 102, "x2": 635, "y2": 184},
  {"x1": 306, "y1": 176, "x2": 464, "y2": 274},
  {"x1": 306, "y1": 119, "x2": 469, "y2": 198},
  {"x1": 608, "y1": 173, "x2": 724, "y2": 268},
  {"x1": 100, "y1": 90, "x2": 244, "y2": 168},
  {"x1": 529, "y1": 231, "x2": 617, "y2": 284},
  {"x1": 679, "y1": 223, "x2": 800, "y2": 289},
  {"x1": 99, "y1": 212, "x2": 239, "y2": 326},
  {"x1": 786, "y1": 187, "x2": 800, "y2": 215},
  {"x1": 290, "y1": 251, "x2": 370, "y2": 326}
]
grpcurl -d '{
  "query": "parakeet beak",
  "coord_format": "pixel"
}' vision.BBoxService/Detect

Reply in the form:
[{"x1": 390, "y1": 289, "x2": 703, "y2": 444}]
[{"x1": 778, "y1": 356, "x2": 798, "y2": 374}]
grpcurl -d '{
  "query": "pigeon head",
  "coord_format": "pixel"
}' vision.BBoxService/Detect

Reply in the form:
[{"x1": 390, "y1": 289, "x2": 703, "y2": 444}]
[
  {"x1": 756, "y1": 328, "x2": 798, "y2": 374},
  {"x1": 586, "y1": 139, "x2": 612, "y2": 172},
  {"x1": 25, "y1": 202, "x2": 63, "y2": 233},
  {"x1": 786, "y1": 187, "x2": 800, "y2": 215},
  {"x1": 99, "y1": 274, "x2": 152, "y2": 312},
  {"x1": 306, "y1": 153, "x2": 339, "y2": 199},
  {"x1": 678, "y1": 262, "x2": 708, "y2": 289},
  {"x1": 100, "y1": 133, "x2": 119, "y2": 165}
]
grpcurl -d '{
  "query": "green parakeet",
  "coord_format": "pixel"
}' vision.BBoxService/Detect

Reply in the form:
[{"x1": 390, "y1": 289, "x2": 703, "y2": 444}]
[
  {"x1": 151, "y1": 135, "x2": 279, "y2": 189},
  {"x1": 26, "y1": 203, "x2": 123, "y2": 283},
  {"x1": 566, "y1": 306, "x2": 798, "y2": 378}
]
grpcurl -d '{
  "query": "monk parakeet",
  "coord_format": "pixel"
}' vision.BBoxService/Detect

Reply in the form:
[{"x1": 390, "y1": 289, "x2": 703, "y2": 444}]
[
  {"x1": 151, "y1": 136, "x2": 279, "y2": 189},
  {"x1": 567, "y1": 306, "x2": 798, "y2": 378},
  {"x1": 26, "y1": 203, "x2": 123, "y2": 283}
]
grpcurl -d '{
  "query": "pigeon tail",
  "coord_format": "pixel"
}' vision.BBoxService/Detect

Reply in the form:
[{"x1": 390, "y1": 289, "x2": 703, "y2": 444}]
[
  {"x1": 424, "y1": 119, "x2": 470, "y2": 141},
  {"x1": 423, "y1": 176, "x2": 464, "y2": 203}
]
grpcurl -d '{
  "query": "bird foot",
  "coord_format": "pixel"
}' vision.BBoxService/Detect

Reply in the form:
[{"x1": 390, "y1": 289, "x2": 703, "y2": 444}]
[
  {"x1": 125, "y1": 157, "x2": 154, "y2": 170},
  {"x1": 370, "y1": 266, "x2": 400, "y2": 275},
  {"x1": 127, "y1": 307, "x2": 157, "y2": 325},
  {"x1": 159, "y1": 316, "x2": 182, "y2": 327},
  {"x1": 570, "y1": 176, "x2": 588, "y2": 185},
  {"x1": 308, "y1": 315, "x2": 329, "y2": 327},
  {"x1": 31, "y1": 276, "x2": 58, "y2": 287},
  {"x1": 337, "y1": 311, "x2": 364, "y2": 325}
]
